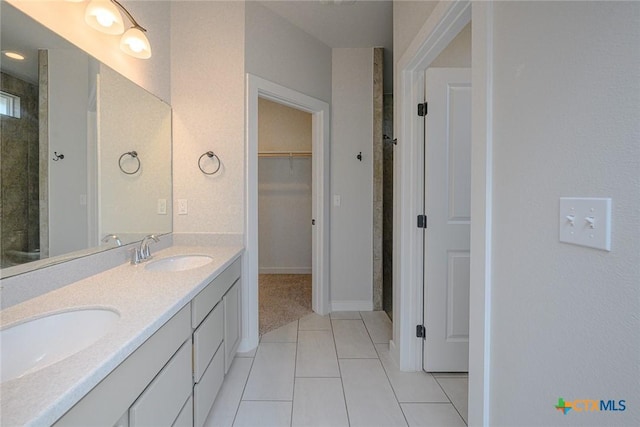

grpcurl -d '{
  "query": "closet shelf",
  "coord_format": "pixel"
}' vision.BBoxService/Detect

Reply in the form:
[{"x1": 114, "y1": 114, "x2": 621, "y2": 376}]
[{"x1": 258, "y1": 151, "x2": 312, "y2": 158}]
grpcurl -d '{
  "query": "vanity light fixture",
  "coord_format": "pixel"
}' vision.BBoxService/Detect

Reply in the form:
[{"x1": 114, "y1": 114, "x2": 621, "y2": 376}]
[{"x1": 83, "y1": 0, "x2": 151, "y2": 59}]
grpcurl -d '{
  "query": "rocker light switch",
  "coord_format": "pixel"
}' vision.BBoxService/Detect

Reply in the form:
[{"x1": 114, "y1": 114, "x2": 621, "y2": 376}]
[{"x1": 559, "y1": 197, "x2": 611, "y2": 251}]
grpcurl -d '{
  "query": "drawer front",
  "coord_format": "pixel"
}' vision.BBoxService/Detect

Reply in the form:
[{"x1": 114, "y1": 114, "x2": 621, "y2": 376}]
[
  {"x1": 172, "y1": 396, "x2": 193, "y2": 427},
  {"x1": 193, "y1": 346, "x2": 225, "y2": 427},
  {"x1": 129, "y1": 339, "x2": 193, "y2": 427},
  {"x1": 193, "y1": 301, "x2": 224, "y2": 382},
  {"x1": 192, "y1": 258, "x2": 241, "y2": 328}
]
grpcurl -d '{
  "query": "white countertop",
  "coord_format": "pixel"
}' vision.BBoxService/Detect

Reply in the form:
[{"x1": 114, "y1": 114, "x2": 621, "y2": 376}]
[{"x1": 0, "y1": 245, "x2": 243, "y2": 426}]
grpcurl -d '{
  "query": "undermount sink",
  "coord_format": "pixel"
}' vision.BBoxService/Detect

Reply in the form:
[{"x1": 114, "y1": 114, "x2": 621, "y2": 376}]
[
  {"x1": 144, "y1": 255, "x2": 213, "y2": 272},
  {"x1": 0, "y1": 308, "x2": 120, "y2": 383}
]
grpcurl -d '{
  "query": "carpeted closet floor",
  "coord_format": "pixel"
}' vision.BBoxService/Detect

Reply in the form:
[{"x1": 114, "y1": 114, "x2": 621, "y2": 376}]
[{"x1": 259, "y1": 274, "x2": 312, "y2": 336}]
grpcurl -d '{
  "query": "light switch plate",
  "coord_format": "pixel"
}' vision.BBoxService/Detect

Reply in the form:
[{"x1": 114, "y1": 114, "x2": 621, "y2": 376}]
[
  {"x1": 157, "y1": 198, "x2": 167, "y2": 215},
  {"x1": 177, "y1": 199, "x2": 188, "y2": 215},
  {"x1": 559, "y1": 197, "x2": 611, "y2": 251},
  {"x1": 333, "y1": 195, "x2": 341, "y2": 207}
]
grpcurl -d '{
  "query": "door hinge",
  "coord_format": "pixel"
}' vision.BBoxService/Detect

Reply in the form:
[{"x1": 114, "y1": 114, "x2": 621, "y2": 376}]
[
  {"x1": 417, "y1": 102, "x2": 428, "y2": 117},
  {"x1": 417, "y1": 214, "x2": 427, "y2": 229},
  {"x1": 416, "y1": 324, "x2": 426, "y2": 339}
]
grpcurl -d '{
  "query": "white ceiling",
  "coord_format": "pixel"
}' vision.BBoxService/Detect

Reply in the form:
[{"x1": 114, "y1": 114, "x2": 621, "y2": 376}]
[
  {"x1": 259, "y1": 1, "x2": 392, "y2": 50},
  {"x1": 1, "y1": 3, "x2": 76, "y2": 84},
  {"x1": 259, "y1": 0, "x2": 394, "y2": 91}
]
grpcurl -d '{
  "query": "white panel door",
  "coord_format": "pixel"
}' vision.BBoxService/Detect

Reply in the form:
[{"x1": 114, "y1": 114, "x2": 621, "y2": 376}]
[{"x1": 423, "y1": 68, "x2": 471, "y2": 372}]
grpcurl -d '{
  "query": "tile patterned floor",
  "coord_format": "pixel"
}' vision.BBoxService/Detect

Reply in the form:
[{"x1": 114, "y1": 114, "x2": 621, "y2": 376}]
[{"x1": 204, "y1": 311, "x2": 468, "y2": 427}]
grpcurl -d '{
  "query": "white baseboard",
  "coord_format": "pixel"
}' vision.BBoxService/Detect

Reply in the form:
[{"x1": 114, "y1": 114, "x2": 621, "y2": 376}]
[
  {"x1": 331, "y1": 300, "x2": 373, "y2": 311},
  {"x1": 259, "y1": 267, "x2": 312, "y2": 274}
]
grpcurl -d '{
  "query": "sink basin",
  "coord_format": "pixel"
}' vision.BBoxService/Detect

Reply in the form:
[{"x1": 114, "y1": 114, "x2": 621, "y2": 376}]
[
  {"x1": 0, "y1": 308, "x2": 119, "y2": 382},
  {"x1": 144, "y1": 255, "x2": 213, "y2": 272}
]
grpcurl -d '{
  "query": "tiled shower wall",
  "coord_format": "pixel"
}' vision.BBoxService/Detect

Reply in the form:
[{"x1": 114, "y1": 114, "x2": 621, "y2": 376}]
[{"x1": 1, "y1": 72, "x2": 39, "y2": 267}]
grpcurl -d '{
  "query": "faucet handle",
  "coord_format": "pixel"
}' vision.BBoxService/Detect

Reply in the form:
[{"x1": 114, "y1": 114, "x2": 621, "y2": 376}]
[{"x1": 131, "y1": 247, "x2": 143, "y2": 265}]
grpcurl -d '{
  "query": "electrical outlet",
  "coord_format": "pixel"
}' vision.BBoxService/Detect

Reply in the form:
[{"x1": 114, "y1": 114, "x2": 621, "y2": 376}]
[{"x1": 177, "y1": 199, "x2": 188, "y2": 215}]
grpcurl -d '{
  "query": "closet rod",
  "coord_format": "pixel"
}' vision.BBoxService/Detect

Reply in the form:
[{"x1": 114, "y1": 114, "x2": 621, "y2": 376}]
[{"x1": 258, "y1": 151, "x2": 312, "y2": 158}]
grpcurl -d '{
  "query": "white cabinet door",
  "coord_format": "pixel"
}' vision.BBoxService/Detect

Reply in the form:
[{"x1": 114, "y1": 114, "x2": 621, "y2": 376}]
[
  {"x1": 193, "y1": 302, "x2": 224, "y2": 382},
  {"x1": 193, "y1": 347, "x2": 225, "y2": 427},
  {"x1": 223, "y1": 279, "x2": 241, "y2": 373}
]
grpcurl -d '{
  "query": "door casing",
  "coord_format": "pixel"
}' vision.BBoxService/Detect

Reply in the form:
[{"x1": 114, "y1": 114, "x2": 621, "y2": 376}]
[
  {"x1": 240, "y1": 74, "x2": 331, "y2": 353},
  {"x1": 394, "y1": 0, "x2": 494, "y2": 425}
]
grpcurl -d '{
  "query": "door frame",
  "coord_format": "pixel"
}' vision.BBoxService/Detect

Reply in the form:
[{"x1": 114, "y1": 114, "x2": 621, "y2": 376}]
[
  {"x1": 394, "y1": 0, "x2": 493, "y2": 425},
  {"x1": 239, "y1": 74, "x2": 331, "y2": 352}
]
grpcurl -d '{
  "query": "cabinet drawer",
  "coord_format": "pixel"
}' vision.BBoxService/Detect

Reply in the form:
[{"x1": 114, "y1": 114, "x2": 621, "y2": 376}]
[
  {"x1": 129, "y1": 339, "x2": 192, "y2": 427},
  {"x1": 193, "y1": 301, "x2": 224, "y2": 382},
  {"x1": 192, "y1": 258, "x2": 241, "y2": 328},
  {"x1": 193, "y1": 346, "x2": 225, "y2": 427},
  {"x1": 172, "y1": 396, "x2": 193, "y2": 427}
]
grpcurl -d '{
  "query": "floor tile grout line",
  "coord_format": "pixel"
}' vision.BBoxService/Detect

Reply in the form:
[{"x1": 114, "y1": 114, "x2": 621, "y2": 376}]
[
  {"x1": 332, "y1": 317, "x2": 378, "y2": 359},
  {"x1": 330, "y1": 314, "x2": 352, "y2": 427},
  {"x1": 433, "y1": 376, "x2": 468, "y2": 427},
  {"x1": 359, "y1": 311, "x2": 393, "y2": 346},
  {"x1": 374, "y1": 344, "x2": 411, "y2": 427},
  {"x1": 231, "y1": 353, "x2": 257, "y2": 427},
  {"x1": 290, "y1": 320, "x2": 299, "y2": 427},
  {"x1": 335, "y1": 356, "x2": 380, "y2": 360}
]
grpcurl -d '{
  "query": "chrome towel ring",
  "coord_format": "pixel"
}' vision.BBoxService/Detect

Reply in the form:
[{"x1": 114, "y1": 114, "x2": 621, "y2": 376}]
[
  {"x1": 198, "y1": 151, "x2": 221, "y2": 175},
  {"x1": 119, "y1": 151, "x2": 141, "y2": 175}
]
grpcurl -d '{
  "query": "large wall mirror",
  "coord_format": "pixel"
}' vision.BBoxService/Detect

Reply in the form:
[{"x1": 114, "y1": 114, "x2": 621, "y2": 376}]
[{"x1": 0, "y1": 3, "x2": 172, "y2": 278}]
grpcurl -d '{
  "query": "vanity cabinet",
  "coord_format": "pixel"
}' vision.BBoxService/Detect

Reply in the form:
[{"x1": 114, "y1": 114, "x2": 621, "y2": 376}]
[
  {"x1": 53, "y1": 256, "x2": 242, "y2": 427},
  {"x1": 54, "y1": 305, "x2": 192, "y2": 427},
  {"x1": 191, "y1": 258, "x2": 241, "y2": 427}
]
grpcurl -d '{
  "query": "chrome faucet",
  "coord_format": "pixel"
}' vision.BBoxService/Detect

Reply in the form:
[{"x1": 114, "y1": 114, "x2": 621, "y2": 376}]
[
  {"x1": 101, "y1": 234, "x2": 122, "y2": 247},
  {"x1": 140, "y1": 234, "x2": 160, "y2": 259},
  {"x1": 131, "y1": 234, "x2": 160, "y2": 265}
]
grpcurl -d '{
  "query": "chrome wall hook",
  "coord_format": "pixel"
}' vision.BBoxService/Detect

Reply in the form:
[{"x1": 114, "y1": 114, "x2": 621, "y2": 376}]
[
  {"x1": 52, "y1": 152, "x2": 64, "y2": 161},
  {"x1": 357, "y1": 152, "x2": 362, "y2": 161}
]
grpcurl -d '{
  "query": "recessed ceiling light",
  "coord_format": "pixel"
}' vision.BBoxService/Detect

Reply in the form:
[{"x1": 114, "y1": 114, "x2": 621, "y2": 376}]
[{"x1": 3, "y1": 51, "x2": 25, "y2": 61}]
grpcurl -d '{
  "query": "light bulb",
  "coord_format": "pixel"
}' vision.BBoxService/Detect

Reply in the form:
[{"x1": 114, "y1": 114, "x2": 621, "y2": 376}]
[
  {"x1": 120, "y1": 27, "x2": 151, "y2": 59},
  {"x1": 85, "y1": 0, "x2": 124, "y2": 35},
  {"x1": 95, "y1": 11, "x2": 117, "y2": 28}
]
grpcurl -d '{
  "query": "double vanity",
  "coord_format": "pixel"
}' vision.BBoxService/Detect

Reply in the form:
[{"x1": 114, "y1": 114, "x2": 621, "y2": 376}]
[{"x1": 0, "y1": 245, "x2": 244, "y2": 426}]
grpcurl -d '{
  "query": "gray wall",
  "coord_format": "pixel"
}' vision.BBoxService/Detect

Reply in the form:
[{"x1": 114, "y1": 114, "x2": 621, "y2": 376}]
[
  {"x1": 245, "y1": 2, "x2": 332, "y2": 104},
  {"x1": 330, "y1": 48, "x2": 374, "y2": 309},
  {"x1": 489, "y1": 2, "x2": 640, "y2": 424}
]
